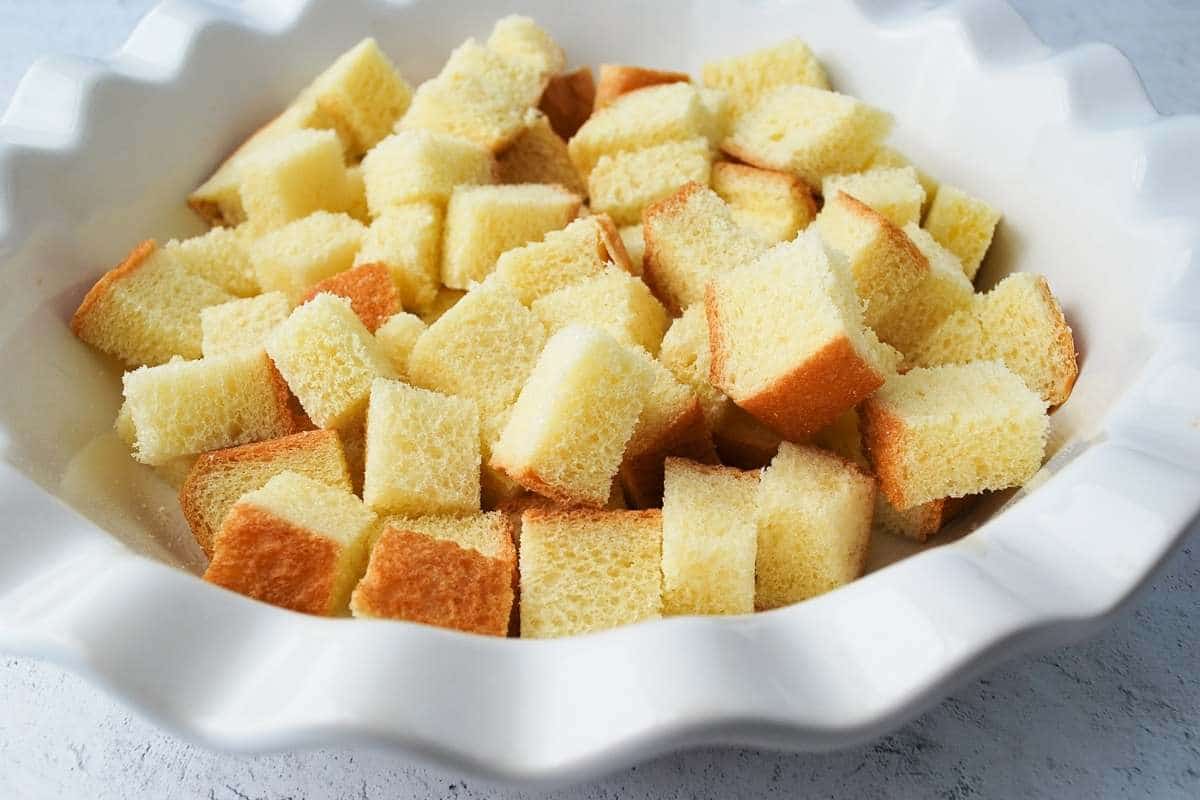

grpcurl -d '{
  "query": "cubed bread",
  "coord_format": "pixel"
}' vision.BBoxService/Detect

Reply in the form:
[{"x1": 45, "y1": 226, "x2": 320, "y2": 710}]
[
  {"x1": 861, "y1": 361, "x2": 1049, "y2": 509},
  {"x1": 480, "y1": 407, "x2": 528, "y2": 509},
  {"x1": 398, "y1": 38, "x2": 548, "y2": 151},
  {"x1": 755, "y1": 443, "x2": 875, "y2": 609},
  {"x1": 909, "y1": 272, "x2": 1078, "y2": 405},
  {"x1": 712, "y1": 405, "x2": 781, "y2": 470},
  {"x1": 710, "y1": 162, "x2": 817, "y2": 245},
  {"x1": 588, "y1": 137, "x2": 714, "y2": 226},
  {"x1": 518, "y1": 508, "x2": 662, "y2": 638},
  {"x1": 873, "y1": 494, "x2": 973, "y2": 544},
  {"x1": 486, "y1": 15, "x2": 566, "y2": 81},
  {"x1": 618, "y1": 224, "x2": 645, "y2": 276},
  {"x1": 658, "y1": 304, "x2": 729, "y2": 428},
  {"x1": 593, "y1": 64, "x2": 690, "y2": 111},
  {"x1": 343, "y1": 164, "x2": 370, "y2": 223},
  {"x1": 363, "y1": 378, "x2": 480, "y2": 515},
  {"x1": 491, "y1": 214, "x2": 630, "y2": 304},
  {"x1": 305, "y1": 37, "x2": 413, "y2": 157},
  {"x1": 661, "y1": 458, "x2": 758, "y2": 616},
  {"x1": 373, "y1": 312, "x2": 426, "y2": 377},
  {"x1": 722, "y1": 86, "x2": 892, "y2": 187},
  {"x1": 538, "y1": 66, "x2": 595, "y2": 140},
  {"x1": 164, "y1": 226, "x2": 258, "y2": 297},
  {"x1": 122, "y1": 349, "x2": 302, "y2": 465},
  {"x1": 706, "y1": 230, "x2": 898, "y2": 440},
  {"x1": 239, "y1": 129, "x2": 354, "y2": 232},
  {"x1": 923, "y1": 184, "x2": 1001, "y2": 280},
  {"x1": 266, "y1": 293, "x2": 395, "y2": 429},
  {"x1": 251, "y1": 211, "x2": 366, "y2": 302},
  {"x1": 419, "y1": 287, "x2": 465, "y2": 324},
  {"x1": 491, "y1": 325, "x2": 652, "y2": 506},
  {"x1": 496, "y1": 111, "x2": 585, "y2": 195},
  {"x1": 353, "y1": 203, "x2": 442, "y2": 313},
  {"x1": 701, "y1": 38, "x2": 829, "y2": 114},
  {"x1": 867, "y1": 146, "x2": 939, "y2": 215},
  {"x1": 531, "y1": 267, "x2": 669, "y2": 355},
  {"x1": 441, "y1": 183, "x2": 581, "y2": 288},
  {"x1": 822, "y1": 167, "x2": 926, "y2": 228},
  {"x1": 815, "y1": 191, "x2": 929, "y2": 329},
  {"x1": 642, "y1": 182, "x2": 766, "y2": 314},
  {"x1": 362, "y1": 130, "x2": 495, "y2": 214},
  {"x1": 71, "y1": 240, "x2": 234, "y2": 367},
  {"x1": 203, "y1": 471, "x2": 376, "y2": 615},
  {"x1": 200, "y1": 292, "x2": 292, "y2": 357},
  {"x1": 179, "y1": 429, "x2": 352, "y2": 556},
  {"x1": 300, "y1": 263, "x2": 400, "y2": 332}
]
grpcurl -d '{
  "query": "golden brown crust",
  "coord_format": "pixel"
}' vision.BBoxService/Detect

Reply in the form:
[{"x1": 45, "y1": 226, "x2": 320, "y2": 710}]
[
  {"x1": 539, "y1": 66, "x2": 596, "y2": 140},
  {"x1": 719, "y1": 138, "x2": 784, "y2": 174},
  {"x1": 70, "y1": 240, "x2": 158, "y2": 338},
  {"x1": 301, "y1": 263, "x2": 400, "y2": 333},
  {"x1": 641, "y1": 181, "x2": 709, "y2": 315},
  {"x1": 203, "y1": 503, "x2": 341, "y2": 615},
  {"x1": 267, "y1": 357, "x2": 314, "y2": 434},
  {"x1": 488, "y1": 454, "x2": 610, "y2": 509},
  {"x1": 350, "y1": 527, "x2": 513, "y2": 636},
  {"x1": 1033, "y1": 275, "x2": 1079, "y2": 406},
  {"x1": 186, "y1": 197, "x2": 225, "y2": 227},
  {"x1": 859, "y1": 397, "x2": 913, "y2": 510},
  {"x1": 712, "y1": 161, "x2": 818, "y2": 219},
  {"x1": 593, "y1": 212, "x2": 633, "y2": 274},
  {"x1": 188, "y1": 111, "x2": 289, "y2": 226},
  {"x1": 620, "y1": 398, "x2": 717, "y2": 508},
  {"x1": 836, "y1": 191, "x2": 929, "y2": 276},
  {"x1": 593, "y1": 65, "x2": 691, "y2": 111}
]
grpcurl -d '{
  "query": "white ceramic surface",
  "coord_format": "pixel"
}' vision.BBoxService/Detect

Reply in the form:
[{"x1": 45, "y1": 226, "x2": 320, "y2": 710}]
[{"x1": 0, "y1": 0, "x2": 1197, "y2": 786}]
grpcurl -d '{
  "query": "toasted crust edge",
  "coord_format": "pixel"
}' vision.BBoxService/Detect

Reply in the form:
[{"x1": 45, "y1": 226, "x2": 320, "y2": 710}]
[
  {"x1": 1032, "y1": 275, "x2": 1079, "y2": 406},
  {"x1": 641, "y1": 181, "x2": 710, "y2": 315},
  {"x1": 593, "y1": 65, "x2": 691, "y2": 111},
  {"x1": 70, "y1": 239, "x2": 158, "y2": 339},
  {"x1": 858, "y1": 395, "x2": 913, "y2": 510},
  {"x1": 301, "y1": 263, "x2": 401, "y2": 333},
  {"x1": 593, "y1": 212, "x2": 634, "y2": 275},
  {"x1": 488, "y1": 456, "x2": 612, "y2": 509}
]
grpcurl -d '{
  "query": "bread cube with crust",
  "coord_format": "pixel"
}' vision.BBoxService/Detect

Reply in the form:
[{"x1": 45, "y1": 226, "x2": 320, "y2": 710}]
[
  {"x1": 867, "y1": 146, "x2": 940, "y2": 215},
  {"x1": 531, "y1": 267, "x2": 669, "y2": 355},
  {"x1": 165, "y1": 226, "x2": 258, "y2": 297},
  {"x1": 619, "y1": 224, "x2": 645, "y2": 276},
  {"x1": 822, "y1": 167, "x2": 926, "y2": 228},
  {"x1": 251, "y1": 211, "x2": 365, "y2": 303},
  {"x1": 492, "y1": 214, "x2": 630, "y2": 304},
  {"x1": 353, "y1": 203, "x2": 442, "y2": 313},
  {"x1": 923, "y1": 184, "x2": 1002, "y2": 280},
  {"x1": 658, "y1": 304, "x2": 729, "y2": 428},
  {"x1": 496, "y1": 111, "x2": 585, "y2": 195},
  {"x1": 362, "y1": 130, "x2": 495, "y2": 214},
  {"x1": 300, "y1": 263, "x2": 400, "y2": 333},
  {"x1": 306, "y1": 37, "x2": 413, "y2": 157},
  {"x1": 201, "y1": 292, "x2": 292, "y2": 357},
  {"x1": 486, "y1": 15, "x2": 565, "y2": 81},
  {"x1": 710, "y1": 162, "x2": 816, "y2": 245},
  {"x1": 239, "y1": 129, "x2": 355, "y2": 232},
  {"x1": 588, "y1": 137, "x2": 714, "y2": 226},
  {"x1": 594, "y1": 64, "x2": 690, "y2": 111},
  {"x1": 702, "y1": 38, "x2": 829, "y2": 114}
]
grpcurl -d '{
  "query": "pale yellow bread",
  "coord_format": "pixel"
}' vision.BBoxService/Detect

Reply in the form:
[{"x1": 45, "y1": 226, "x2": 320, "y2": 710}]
[
  {"x1": 702, "y1": 38, "x2": 829, "y2": 114},
  {"x1": 867, "y1": 145, "x2": 939, "y2": 216},
  {"x1": 343, "y1": 164, "x2": 370, "y2": 223},
  {"x1": 593, "y1": 64, "x2": 690, "y2": 111},
  {"x1": 618, "y1": 224, "x2": 645, "y2": 276},
  {"x1": 822, "y1": 167, "x2": 926, "y2": 228},
  {"x1": 710, "y1": 161, "x2": 817, "y2": 245},
  {"x1": 165, "y1": 226, "x2": 258, "y2": 297},
  {"x1": 491, "y1": 214, "x2": 631, "y2": 305},
  {"x1": 200, "y1": 292, "x2": 292, "y2": 357},
  {"x1": 588, "y1": 137, "x2": 714, "y2": 226},
  {"x1": 538, "y1": 66, "x2": 595, "y2": 140},
  {"x1": 486, "y1": 15, "x2": 566, "y2": 82},
  {"x1": 496, "y1": 111, "x2": 586, "y2": 196},
  {"x1": 530, "y1": 266, "x2": 670, "y2": 356},
  {"x1": 923, "y1": 184, "x2": 1001, "y2": 280},
  {"x1": 658, "y1": 304, "x2": 730, "y2": 429},
  {"x1": 361, "y1": 130, "x2": 495, "y2": 214},
  {"x1": 238, "y1": 129, "x2": 355, "y2": 232},
  {"x1": 251, "y1": 211, "x2": 366, "y2": 303},
  {"x1": 300, "y1": 263, "x2": 400, "y2": 333},
  {"x1": 375, "y1": 511, "x2": 515, "y2": 565},
  {"x1": 373, "y1": 312, "x2": 426, "y2": 377},
  {"x1": 353, "y1": 202, "x2": 442, "y2": 313}
]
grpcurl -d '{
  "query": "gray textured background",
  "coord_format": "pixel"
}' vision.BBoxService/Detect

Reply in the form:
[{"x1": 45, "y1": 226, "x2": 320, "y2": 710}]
[{"x1": 1, "y1": 1, "x2": 1197, "y2": 797}]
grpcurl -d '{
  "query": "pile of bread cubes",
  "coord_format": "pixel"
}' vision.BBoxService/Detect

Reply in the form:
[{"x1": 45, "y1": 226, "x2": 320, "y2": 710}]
[{"x1": 70, "y1": 17, "x2": 1078, "y2": 638}]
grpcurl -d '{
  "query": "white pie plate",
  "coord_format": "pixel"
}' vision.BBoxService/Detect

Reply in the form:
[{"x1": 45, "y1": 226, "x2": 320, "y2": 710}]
[{"x1": 0, "y1": 0, "x2": 1198, "y2": 787}]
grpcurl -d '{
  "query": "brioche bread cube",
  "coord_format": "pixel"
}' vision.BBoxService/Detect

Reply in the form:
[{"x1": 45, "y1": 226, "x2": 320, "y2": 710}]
[
  {"x1": 251, "y1": 211, "x2": 365, "y2": 302},
  {"x1": 200, "y1": 292, "x2": 292, "y2": 357},
  {"x1": 710, "y1": 162, "x2": 817, "y2": 245},
  {"x1": 861, "y1": 362, "x2": 1049, "y2": 509},
  {"x1": 822, "y1": 167, "x2": 926, "y2": 228},
  {"x1": 420, "y1": 287, "x2": 465, "y2": 324},
  {"x1": 594, "y1": 64, "x2": 690, "y2": 111},
  {"x1": 722, "y1": 86, "x2": 892, "y2": 187},
  {"x1": 266, "y1": 293, "x2": 395, "y2": 429},
  {"x1": 398, "y1": 39, "x2": 548, "y2": 152},
  {"x1": 353, "y1": 203, "x2": 442, "y2": 313},
  {"x1": 701, "y1": 38, "x2": 829, "y2": 114},
  {"x1": 376, "y1": 511, "x2": 516, "y2": 565},
  {"x1": 588, "y1": 137, "x2": 714, "y2": 226},
  {"x1": 496, "y1": 111, "x2": 585, "y2": 195},
  {"x1": 179, "y1": 429, "x2": 352, "y2": 556},
  {"x1": 661, "y1": 459, "x2": 758, "y2": 616},
  {"x1": 373, "y1": 312, "x2": 426, "y2": 377},
  {"x1": 756, "y1": 443, "x2": 875, "y2": 609},
  {"x1": 122, "y1": 349, "x2": 301, "y2": 465},
  {"x1": 815, "y1": 191, "x2": 929, "y2": 329},
  {"x1": 658, "y1": 304, "x2": 729, "y2": 428},
  {"x1": 492, "y1": 325, "x2": 652, "y2": 506},
  {"x1": 618, "y1": 224, "x2": 645, "y2": 276},
  {"x1": 239, "y1": 129, "x2": 354, "y2": 232},
  {"x1": 165, "y1": 226, "x2": 258, "y2": 297},
  {"x1": 531, "y1": 267, "x2": 669, "y2": 355},
  {"x1": 492, "y1": 214, "x2": 629, "y2": 304},
  {"x1": 923, "y1": 184, "x2": 1001, "y2": 280},
  {"x1": 713, "y1": 405, "x2": 782, "y2": 470},
  {"x1": 486, "y1": 15, "x2": 565, "y2": 81},
  {"x1": 72, "y1": 241, "x2": 234, "y2": 367},
  {"x1": 300, "y1": 263, "x2": 399, "y2": 333},
  {"x1": 203, "y1": 471, "x2": 376, "y2": 615},
  {"x1": 519, "y1": 508, "x2": 662, "y2": 638},
  {"x1": 441, "y1": 183, "x2": 581, "y2": 288},
  {"x1": 363, "y1": 379, "x2": 480, "y2": 515},
  {"x1": 910, "y1": 272, "x2": 1078, "y2": 405},
  {"x1": 305, "y1": 37, "x2": 413, "y2": 157},
  {"x1": 867, "y1": 146, "x2": 939, "y2": 215},
  {"x1": 706, "y1": 230, "x2": 898, "y2": 441},
  {"x1": 642, "y1": 182, "x2": 766, "y2": 314},
  {"x1": 362, "y1": 130, "x2": 495, "y2": 214}
]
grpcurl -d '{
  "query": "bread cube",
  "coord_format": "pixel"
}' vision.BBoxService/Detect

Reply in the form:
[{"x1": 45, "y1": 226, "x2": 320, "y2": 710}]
[
  {"x1": 353, "y1": 203, "x2": 442, "y2": 313},
  {"x1": 491, "y1": 325, "x2": 652, "y2": 506},
  {"x1": 707, "y1": 230, "x2": 898, "y2": 440},
  {"x1": 362, "y1": 130, "x2": 495, "y2": 214},
  {"x1": 910, "y1": 272, "x2": 1078, "y2": 404},
  {"x1": 492, "y1": 214, "x2": 629, "y2": 304},
  {"x1": 71, "y1": 241, "x2": 234, "y2": 367},
  {"x1": 251, "y1": 211, "x2": 365, "y2": 302},
  {"x1": 165, "y1": 226, "x2": 258, "y2": 296},
  {"x1": 594, "y1": 64, "x2": 690, "y2": 111},
  {"x1": 305, "y1": 37, "x2": 413, "y2": 157},
  {"x1": 822, "y1": 167, "x2": 926, "y2": 228},
  {"x1": 122, "y1": 349, "x2": 302, "y2": 465},
  {"x1": 815, "y1": 191, "x2": 929, "y2": 329},
  {"x1": 480, "y1": 406, "x2": 527, "y2": 510},
  {"x1": 643, "y1": 182, "x2": 766, "y2": 314},
  {"x1": 710, "y1": 162, "x2": 816, "y2": 245},
  {"x1": 266, "y1": 293, "x2": 395, "y2": 429},
  {"x1": 588, "y1": 137, "x2": 714, "y2": 226},
  {"x1": 873, "y1": 495, "x2": 973, "y2": 543},
  {"x1": 538, "y1": 66, "x2": 595, "y2": 140},
  {"x1": 658, "y1": 304, "x2": 729, "y2": 428},
  {"x1": 519, "y1": 508, "x2": 662, "y2": 638},
  {"x1": 496, "y1": 111, "x2": 585, "y2": 195},
  {"x1": 756, "y1": 443, "x2": 875, "y2": 609},
  {"x1": 441, "y1": 183, "x2": 580, "y2": 288},
  {"x1": 698, "y1": 88, "x2": 733, "y2": 143},
  {"x1": 200, "y1": 292, "x2": 292, "y2": 357},
  {"x1": 343, "y1": 164, "x2": 369, "y2": 223},
  {"x1": 363, "y1": 378, "x2": 480, "y2": 515},
  {"x1": 531, "y1": 267, "x2": 669, "y2": 355},
  {"x1": 923, "y1": 184, "x2": 1002, "y2": 280},
  {"x1": 861, "y1": 362, "x2": 1049, "y2": 509},
  {"x1": 618, "y1": 224, "x2": 645, "y2": 276},
  {"x1": 300, "y1": 263, "x2": 399, "y2": 332},
  {"x1": 419, "y1": 287, "x2": 465, "y2": 324},
  {"x1": 373, "y1": 312, "x2": 426, "y2": 377},
  {"x1": 486, "y1": 15, "x2": 564, "y2": 78},
  {"x1": 713, "y1": 405, "x2": 782, "y2": 470},
  {"x1": 702, "y1": 38, "x2": 829, "y2": 114},
  {"x1": 661, "y1": 459, "x2": 758, "y2": 616},
  {"x1": 867, "y1": 146, "x2": 939, "y2": 215},
  {"x1": 203, "y1": 471, "x2": 376, "y2": 615},
  {"x1": 179, "y1": 429, "x2": 352, "y2": 556},
  {"x1": 239, "y1": 129, "x2": 354, "y2": 232},
  {"x1": 722, "y1": 86, "x2": 891, "y2": 187}
]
